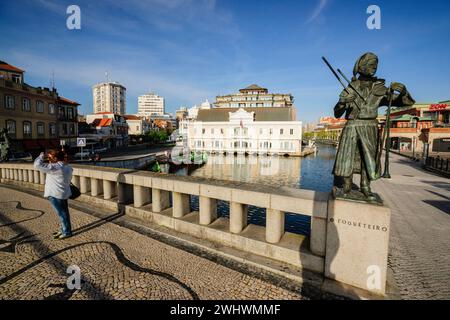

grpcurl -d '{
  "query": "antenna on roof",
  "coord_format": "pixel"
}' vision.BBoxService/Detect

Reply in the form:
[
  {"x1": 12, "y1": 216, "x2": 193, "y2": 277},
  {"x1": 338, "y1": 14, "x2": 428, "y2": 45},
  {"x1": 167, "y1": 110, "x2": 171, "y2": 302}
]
[
  {"x1": 105, "y1": 71, "x2": 109, "y2": 83},
  {"x1": 50, "y1": 70, "x2": 55, "y2": 89}
]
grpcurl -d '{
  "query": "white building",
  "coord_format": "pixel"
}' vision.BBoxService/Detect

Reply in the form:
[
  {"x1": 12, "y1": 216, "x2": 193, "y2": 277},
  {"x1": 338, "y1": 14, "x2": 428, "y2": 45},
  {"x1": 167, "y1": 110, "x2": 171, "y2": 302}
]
[
  {"x1": 124, "y1": 115, "x2": 150, "y2": 135},
  {"x1": 138, "y1": 92, "x2": 165, "y2": 116},
  {"x1": 215, "y1": 84, "x2": 294, "y2": 109},
  {"x1": 92, "y1": 82, "x2": 126, "y2": 115},
  {"x1": 187, "y1": 107, "x2": 302, "y2": 156},
  {"x1": 187, "y1": 99, "x2": 212, "y2": 120}
]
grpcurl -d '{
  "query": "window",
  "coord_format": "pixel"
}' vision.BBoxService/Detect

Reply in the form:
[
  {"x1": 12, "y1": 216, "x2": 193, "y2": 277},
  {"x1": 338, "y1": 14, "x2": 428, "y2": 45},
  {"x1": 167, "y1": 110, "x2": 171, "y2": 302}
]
[
  {"x1": 6, "y1": 120, "x2": 16, "y2": 137},
  {"x1": 5, "y1": 95, "x2": 14, "y2": 109},
  {"x1": 23, "y1": 121, "x2": 32, "y2": 137},
  {"x1": 62, "y1": 123, "x2": 68, "y2": 135},
  {"x1": 290, "y1": 128, "x2": 294, "y2": 135},
  {"x1": 70, "y1": 124, "x2": 75, "y2": 135},
  {"x1": 22, "y1": 98, "x2": 31, "y2": 111},
  {"x1": 37, "y1": 122, "x2": 45, "y2": 136},
  {"x1": 269, "y1": 128, "x2": 273, "y2": 135},
  {"x1": 36, "y1": 101, "x2": 44, "y2": 113},
  {"x1": 12, "y1": 74, "x2": 21, "y2": 83},
  {"x1": 67, "y1": 108, "x2": 73, "y2": 119},
  {"x1": 211, "y1": 128, "x2": 214, "y2": 134},
  {"x1": 49, "y1": 104, "x2": 55, "y2": 114},
  {"x1": 280, "y1": 129, "x2": 284, "y2": 135},
  {"x1": 49, "y1": 123, "x2": 56, "y2": 136},
  {"x1": 259, "y1": 128, "x2": 263, "y2": 135},
  {"x1": 220, "y1": 128, "x2": 224, "y2": 134},
  {"x1": 202, "y1": 128, "x2": 205, "y2": 134}
]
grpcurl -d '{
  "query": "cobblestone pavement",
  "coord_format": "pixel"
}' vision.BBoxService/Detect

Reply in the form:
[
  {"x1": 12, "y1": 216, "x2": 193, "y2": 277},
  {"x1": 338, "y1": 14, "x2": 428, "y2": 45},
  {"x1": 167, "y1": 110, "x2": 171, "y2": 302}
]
[
  {"x1": 371, "y1": 153, "x2": 450, "y2": 299},
  {"x1": 0, "y1": 187, "x2": 303, "y2": 300}
]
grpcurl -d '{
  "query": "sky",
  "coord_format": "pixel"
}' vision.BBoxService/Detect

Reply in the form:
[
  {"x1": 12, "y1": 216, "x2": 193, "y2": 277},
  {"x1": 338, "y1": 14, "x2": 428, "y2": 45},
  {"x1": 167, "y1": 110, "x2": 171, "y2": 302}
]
[{"x1": 1, "y1": 0, "x2": 449, "y2": 123}]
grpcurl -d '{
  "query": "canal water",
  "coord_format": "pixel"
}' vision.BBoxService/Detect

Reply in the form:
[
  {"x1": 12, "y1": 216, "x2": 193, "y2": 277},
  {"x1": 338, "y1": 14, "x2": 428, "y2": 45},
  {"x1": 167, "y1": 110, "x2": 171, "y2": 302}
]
[{"x1": 173, "y1": 145, "x2": 337, "y2": 236}]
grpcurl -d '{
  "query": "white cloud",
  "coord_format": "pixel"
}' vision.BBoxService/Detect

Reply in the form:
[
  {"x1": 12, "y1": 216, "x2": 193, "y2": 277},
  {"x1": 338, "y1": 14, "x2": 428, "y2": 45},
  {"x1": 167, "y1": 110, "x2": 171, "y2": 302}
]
[{"x1": 307, "y1": 0, "x2": 329, "y2": 24}]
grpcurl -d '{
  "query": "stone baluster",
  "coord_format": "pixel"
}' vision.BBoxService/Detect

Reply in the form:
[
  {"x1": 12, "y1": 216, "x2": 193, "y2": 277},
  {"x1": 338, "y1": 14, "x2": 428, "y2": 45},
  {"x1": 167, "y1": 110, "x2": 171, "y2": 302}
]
[
  {"x1": 39, "y1": 171, "x2": 45, "y2": 185},
  {"x1": 28, "y1": 170, "x2": 34, "y2": 183},
  {"x1": 34, "y1": 170, "x2": 40, "y2": 184},
  {"x1": 90, "y1": 178, "x2": 103, "y2": 197},
  {"x1": 152, "y1": 188, "x2": 170, "y2": 213},
  {"x1": 80, "y1": 176, "x2": 90, "y2": 194},
  {"x1": 133, "y1": 185, "x2": 151, "y2": 208},
  {"x1": 13, "y1": 169, "x2": 19, "y2": 181},
  {"x1": 230, "y1": 202, "x2": 248, "y2": 234},
  {"x1": 199, "y1": 196, "x2": 217, "y2": 225},
  {"x1": 22, "y1": 169, "x2": 28, "y2": 182},
  {"x1": 172, "y1": 192, "x2": 190, "y2": 218},
  {"x1": 266, "y1": 209, "x2": 285, "y2": 244},
  {"x1": 103, "y1": 180, "x2": 116, "y2": 199},
  {"x1": 18, "y1": 169, "x2": 23, "y2": 181}
]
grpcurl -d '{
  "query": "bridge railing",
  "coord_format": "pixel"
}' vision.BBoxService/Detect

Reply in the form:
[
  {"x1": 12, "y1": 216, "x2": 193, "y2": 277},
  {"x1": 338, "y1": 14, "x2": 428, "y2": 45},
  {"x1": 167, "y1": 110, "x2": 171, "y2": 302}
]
[
  {"x1": 0, "y1": 162, "x2": 328, "y2": 268},
  {"x1": 0, "y1": 161, "x2": 391, "y2": 296}
]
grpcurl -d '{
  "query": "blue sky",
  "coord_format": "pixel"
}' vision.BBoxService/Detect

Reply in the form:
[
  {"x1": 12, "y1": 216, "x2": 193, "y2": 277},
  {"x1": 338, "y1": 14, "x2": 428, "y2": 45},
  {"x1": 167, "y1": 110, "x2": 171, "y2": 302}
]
[{"x1": 1, "y1": 0, "x2": 449, "y2": 123}]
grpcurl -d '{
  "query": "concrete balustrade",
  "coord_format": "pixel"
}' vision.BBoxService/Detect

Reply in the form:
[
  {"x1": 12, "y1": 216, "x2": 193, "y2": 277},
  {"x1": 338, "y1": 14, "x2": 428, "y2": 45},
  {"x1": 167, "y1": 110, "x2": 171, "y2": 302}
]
[
  {"x1": 1, "y1": 162, "x2": 391, "y2": 296},
  {"x1": 199, "y1": 196, "x2": 217, "y2": 225},
  {"x1": 230, "y1": 202, "x2": 248, "y2": 234}
]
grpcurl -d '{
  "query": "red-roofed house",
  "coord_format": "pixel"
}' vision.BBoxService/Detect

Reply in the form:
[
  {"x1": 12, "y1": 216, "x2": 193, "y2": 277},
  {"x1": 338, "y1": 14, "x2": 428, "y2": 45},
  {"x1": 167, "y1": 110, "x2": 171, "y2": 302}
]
[
  {"x1": 0, "y1": 60, "x2": 80, "y2": 156},
  {"x1": 84, "y1": 113, "x2": 128, "y2": 148}
]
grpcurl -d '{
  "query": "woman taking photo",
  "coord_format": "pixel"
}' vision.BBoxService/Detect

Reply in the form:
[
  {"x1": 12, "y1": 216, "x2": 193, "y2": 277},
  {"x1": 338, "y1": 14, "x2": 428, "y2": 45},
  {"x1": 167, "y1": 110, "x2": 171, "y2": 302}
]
[{"x1": 34, "y1": 149, "x2": 73, "y2": 239}]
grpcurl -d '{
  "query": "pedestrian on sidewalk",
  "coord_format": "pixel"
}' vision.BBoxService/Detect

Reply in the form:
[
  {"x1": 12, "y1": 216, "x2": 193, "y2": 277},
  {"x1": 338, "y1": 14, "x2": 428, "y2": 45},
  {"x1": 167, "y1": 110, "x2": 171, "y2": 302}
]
[{"x1": 34, "y1": 149, "x2": 73, "y2": 240}]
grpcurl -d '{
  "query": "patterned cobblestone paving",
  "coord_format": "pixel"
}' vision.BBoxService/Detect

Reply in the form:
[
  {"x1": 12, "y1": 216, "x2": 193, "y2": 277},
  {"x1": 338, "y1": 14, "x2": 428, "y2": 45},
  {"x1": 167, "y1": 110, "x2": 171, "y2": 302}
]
[
  {"x1": 0, "y1": 187, "x2": 303, "y2": 300},
  {"x1": 372, "y1": 154, "x2": 450, "y2": 299}
]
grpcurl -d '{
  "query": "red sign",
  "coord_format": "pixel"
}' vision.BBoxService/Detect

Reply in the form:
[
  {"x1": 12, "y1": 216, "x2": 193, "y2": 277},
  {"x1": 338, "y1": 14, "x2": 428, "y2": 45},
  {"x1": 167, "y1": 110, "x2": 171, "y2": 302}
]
[{"x1": 429, "y1": 104, "x2": 448, "y2": 111}]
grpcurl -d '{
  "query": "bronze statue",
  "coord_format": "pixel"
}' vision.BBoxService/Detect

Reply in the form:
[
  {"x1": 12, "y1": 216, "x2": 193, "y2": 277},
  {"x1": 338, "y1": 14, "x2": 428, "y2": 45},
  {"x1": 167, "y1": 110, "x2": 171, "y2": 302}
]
[{"x1": 330, "y1": 52, "x2": 415, "y2": 203}]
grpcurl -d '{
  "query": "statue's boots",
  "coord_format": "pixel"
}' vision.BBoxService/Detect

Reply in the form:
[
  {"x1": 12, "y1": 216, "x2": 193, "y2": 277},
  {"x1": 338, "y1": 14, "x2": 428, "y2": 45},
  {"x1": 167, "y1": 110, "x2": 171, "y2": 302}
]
[{"x1": 343, "y1": 177, "x2": 352, "y2": 194}]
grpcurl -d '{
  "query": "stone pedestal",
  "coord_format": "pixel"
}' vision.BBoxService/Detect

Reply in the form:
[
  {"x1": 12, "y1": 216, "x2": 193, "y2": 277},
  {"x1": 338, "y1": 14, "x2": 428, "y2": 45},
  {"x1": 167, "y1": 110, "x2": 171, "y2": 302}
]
[
  {"x1": 325, "y1": 198, "x2": 391, "y2": 295},
  {"x1": 80, "y1": 176, "x2": 90, "y2": 194},
  {"x1": 172, "y1": 192, "x2": 190, "y2": 218},
  {"x1": 103, "y1": 180, "x2": 116, "y2": 199}
]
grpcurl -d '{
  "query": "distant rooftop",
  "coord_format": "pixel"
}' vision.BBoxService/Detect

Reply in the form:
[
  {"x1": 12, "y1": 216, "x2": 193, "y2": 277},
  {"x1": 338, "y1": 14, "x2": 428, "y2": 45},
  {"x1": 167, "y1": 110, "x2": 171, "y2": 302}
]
[
  {"x1": 0, "y1": 61, "x2": 24, "y2": 73},
  {"x1": 57, "y1": 96, "x2": 80, "y2": 106},
  {"x1": 239, "y1": 84, "x2": 268, "y2": 93}
]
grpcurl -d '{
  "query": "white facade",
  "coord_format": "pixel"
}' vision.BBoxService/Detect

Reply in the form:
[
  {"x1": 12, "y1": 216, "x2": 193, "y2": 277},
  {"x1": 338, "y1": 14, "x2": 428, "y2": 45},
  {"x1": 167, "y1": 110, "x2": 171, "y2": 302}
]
[
  {"x1": 187, "y1": 99, "x2": 211, "y2": 120},
  {"x1": 92, "y1": 82, "x2": 126, "y2": 115},
  {"x1": 187, "y1": 108, "x2": 302, "y2": 155},
  {"x1": 126, "y1": 118, "x2": 150, "y2": 135},
  {"x1": 138, "y1": 93, "x2": 165, "y2": 116}
]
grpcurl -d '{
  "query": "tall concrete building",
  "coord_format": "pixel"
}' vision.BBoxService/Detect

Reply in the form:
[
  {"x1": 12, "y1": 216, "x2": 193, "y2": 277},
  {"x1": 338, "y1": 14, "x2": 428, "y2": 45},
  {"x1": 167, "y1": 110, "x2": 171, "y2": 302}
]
[
  {"x1": 92, "y1": 82, "x2": 126, "y2": 115},
  {"x1": 137, "y1": 92, "x2": 164, "y2": 116}
]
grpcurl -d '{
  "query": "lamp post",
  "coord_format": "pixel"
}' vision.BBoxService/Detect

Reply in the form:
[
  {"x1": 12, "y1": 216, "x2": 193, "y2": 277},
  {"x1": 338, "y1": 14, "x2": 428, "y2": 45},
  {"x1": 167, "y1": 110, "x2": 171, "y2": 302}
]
[{"x1": 382, "y1": 89, "x2": 393, "y2": 179}]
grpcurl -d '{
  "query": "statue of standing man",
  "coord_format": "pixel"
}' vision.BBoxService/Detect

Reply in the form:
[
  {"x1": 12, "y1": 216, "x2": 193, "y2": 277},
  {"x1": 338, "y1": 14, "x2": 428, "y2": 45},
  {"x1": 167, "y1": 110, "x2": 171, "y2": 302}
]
[{"x1": 333, "y1": 52, "x2": 415, "y2": 202}]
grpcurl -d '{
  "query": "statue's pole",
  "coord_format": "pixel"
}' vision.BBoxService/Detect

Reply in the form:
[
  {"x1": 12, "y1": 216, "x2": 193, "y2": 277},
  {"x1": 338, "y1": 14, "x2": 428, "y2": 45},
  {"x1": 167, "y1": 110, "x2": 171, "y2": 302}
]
[{"x1": 382, "y1": 87, "x2": 394, "y2": 179}]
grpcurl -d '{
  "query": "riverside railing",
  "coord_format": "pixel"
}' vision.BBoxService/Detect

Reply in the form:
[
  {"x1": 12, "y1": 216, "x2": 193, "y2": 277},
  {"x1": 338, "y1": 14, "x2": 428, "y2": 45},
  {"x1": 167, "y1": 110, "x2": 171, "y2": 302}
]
[
  {"x1": 0, "y1": 162, "x2": 327, "y2": 273},
  {"x1": 0, "y1": 161, "x2": 394, "y2": 296}
]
